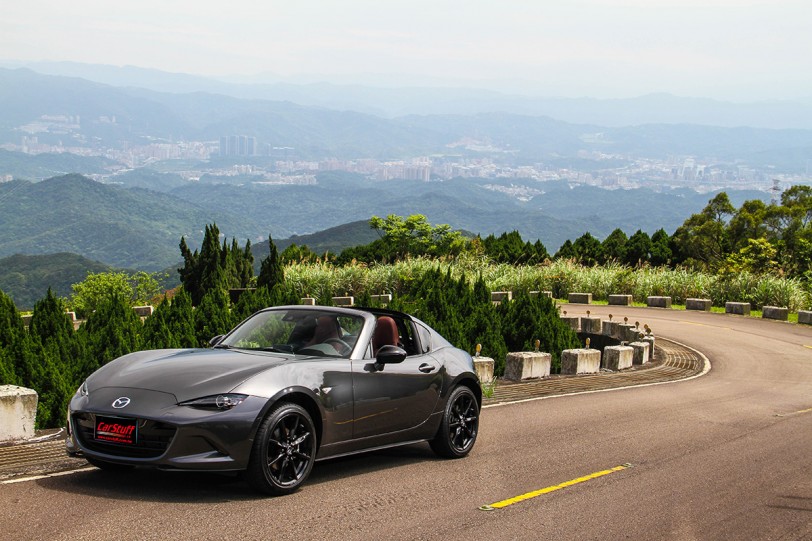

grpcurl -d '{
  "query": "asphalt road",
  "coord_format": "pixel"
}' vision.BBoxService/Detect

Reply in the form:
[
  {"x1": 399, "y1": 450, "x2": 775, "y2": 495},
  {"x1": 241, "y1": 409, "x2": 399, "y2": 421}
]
[{"x1": 2, "y1": 306, "x2": 810, "y2": 541}]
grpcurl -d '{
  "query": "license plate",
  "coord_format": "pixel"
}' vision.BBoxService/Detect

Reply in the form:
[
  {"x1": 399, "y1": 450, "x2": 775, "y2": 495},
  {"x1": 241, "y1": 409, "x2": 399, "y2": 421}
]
[{"x1": 95, "y1": 416, "x2": 137, "y2": 445}]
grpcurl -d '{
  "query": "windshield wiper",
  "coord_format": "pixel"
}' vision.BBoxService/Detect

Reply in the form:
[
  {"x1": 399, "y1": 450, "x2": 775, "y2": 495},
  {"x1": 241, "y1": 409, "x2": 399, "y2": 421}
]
[{"x1": 261, "y1": 345, "x2": 294, "y2": 354}]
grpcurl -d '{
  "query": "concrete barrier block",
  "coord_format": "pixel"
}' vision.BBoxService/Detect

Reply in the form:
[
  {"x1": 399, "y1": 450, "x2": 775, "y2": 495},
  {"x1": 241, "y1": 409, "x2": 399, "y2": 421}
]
[
  {"x1": 686, "y1": 298, "x2": 712, "y2": 311},
  {"x1": 300, "y1": 297, "x2": 316, "y2": 306},
  {"x1": 560, "y1": 316, "x2": 580, "y2": 332},
  {"x1": 568, "y1": 293, "x2": 592, "y2": 304},
  {"x1": 133, "y1": 305, "x2": 154, "y2": 317},
  {"x1": 762, "y1": 306, "x2": 788, "y2": 321},
  {"x1": 603, "y1": 346, "x2": 634, "y2": 370},
  {"x1": 619, "y1": 323, "x2": 641, "y2": 343},
  {"x1": 642, "y1": 336, "x2": 655, "y2": 359},
  {"x1": 491, "y1": 291, "x2": 512, "y2": 304},
  {"x1": 799, "y1": 311, "x2": 812, "y2": 325},
  {"x1": 0, "y1": 385, "x2": 38, "y2": 442},
  {"x1": 530, "y1": 291, "x2": 553, "y2": 298},
  {"x1": 725, "y1": 302, "x2": 751, "y2": 316},
  {"x1": 602, "y1": 320, "x2": 620, "y2": 339},
  {"x1": 332, "y1": 296, "x2": 354, "y2": 307},
  {"x1": 504, "y1": 352, "x2": 552, "y2": 381},
  {"x1": 370, "y1": 294, "x2": 392, "y2": 305},
  {"x1": 560, "y1": 349, "x2": 601, "y2": 375},
  {"x1": 608, "y1": 294, "x2": 633, "y2": 306},
  {"x1": 629, "y1": 341, "x2": 650, "y2": 365},
  {"x1": 580, "y1": 317, "x2": 602, "y2": 334},
  {"x1": 474, "y1": 357, "x2": 494, "y2": 384},
  {"x1": 647, "y1": 296, "x2": 672, "y2": 308}
]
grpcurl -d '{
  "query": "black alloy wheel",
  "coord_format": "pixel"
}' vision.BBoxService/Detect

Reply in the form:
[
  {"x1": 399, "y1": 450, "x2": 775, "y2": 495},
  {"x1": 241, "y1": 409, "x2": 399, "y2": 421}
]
[
  {"x1": 247, "y1": 402, "x2": 317, "y2": 495},
  {"x1": 430, "y1": 386, "x2": 479, "y2": 458}
]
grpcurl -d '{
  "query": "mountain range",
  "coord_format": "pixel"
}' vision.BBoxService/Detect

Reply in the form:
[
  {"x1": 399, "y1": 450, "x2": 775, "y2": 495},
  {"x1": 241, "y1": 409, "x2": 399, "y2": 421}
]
[
  {"x1": 0, "y1": 172, "x2": 768, "y2": 271},
  {"x1": 9, "y1": 61, "x2": 812, "y2": 129},
  {"x1": 2, "y1": 68, "x2": 812, "y2": 170}
]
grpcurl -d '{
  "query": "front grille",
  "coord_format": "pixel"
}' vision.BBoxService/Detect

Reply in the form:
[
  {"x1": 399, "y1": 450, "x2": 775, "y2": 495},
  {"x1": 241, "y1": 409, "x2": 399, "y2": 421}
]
[{"x1": 73, "y1": 413, "x2": 176, "y2": 459}]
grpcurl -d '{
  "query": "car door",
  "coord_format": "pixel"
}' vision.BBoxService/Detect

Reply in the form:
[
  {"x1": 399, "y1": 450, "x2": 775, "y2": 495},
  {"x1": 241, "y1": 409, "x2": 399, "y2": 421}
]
[{"x1": 350, "y1": 316, "x2": 442, "y2": 439}]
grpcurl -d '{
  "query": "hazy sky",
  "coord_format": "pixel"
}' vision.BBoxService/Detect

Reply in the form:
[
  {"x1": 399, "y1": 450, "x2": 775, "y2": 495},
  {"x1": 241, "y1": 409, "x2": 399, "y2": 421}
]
[{"x1": 3, "y1": 0, "x2": 810, "y2": 100}]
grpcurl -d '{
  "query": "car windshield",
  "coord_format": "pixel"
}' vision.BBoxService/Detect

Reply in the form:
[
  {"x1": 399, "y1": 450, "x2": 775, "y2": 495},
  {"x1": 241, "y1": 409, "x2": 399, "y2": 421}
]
[{"x1": 219, "y1": 309, "x2": 365, "y2": 358}]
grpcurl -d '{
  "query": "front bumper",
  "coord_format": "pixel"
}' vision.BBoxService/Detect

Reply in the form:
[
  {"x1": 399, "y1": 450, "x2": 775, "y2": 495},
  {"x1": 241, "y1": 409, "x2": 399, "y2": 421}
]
[{"x1": 67, "y1": 389, "x2": 266, "y2": 471}]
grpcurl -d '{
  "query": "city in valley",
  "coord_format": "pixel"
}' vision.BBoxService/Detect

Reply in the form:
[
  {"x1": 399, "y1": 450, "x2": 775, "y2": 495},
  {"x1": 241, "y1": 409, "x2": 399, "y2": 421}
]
[{"x1": 4, "y1": 117, "x2": 810, "y2": 195}]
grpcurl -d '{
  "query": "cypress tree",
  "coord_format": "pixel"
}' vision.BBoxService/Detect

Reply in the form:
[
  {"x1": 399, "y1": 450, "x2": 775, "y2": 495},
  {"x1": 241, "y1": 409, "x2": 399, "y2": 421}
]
[
  {"x1": 257, "y1": 235, "x2": 284, "y2": 290},
  {"x1": 194, "y1": 288, "x2": 235, "y2": 347},
  {"x1": 79, "y1": 294, "x2": 143, "y2": 371},
  {"x1": 166, "y1": 289, "x2": 198, "y2": 348},
  {"x1": 497, "y1": 292, "x2": 579, "y2": 373},
  {"x1": 30, "y1": 288, "x2": 86, "y2": 385},
  {"x1": 0, "y1": 347, "x2": 19, "y2": 386},
  {"x1": 141, "y1": 297, "x2": 176, "y2": 349},
  {"x1": 232, "y1": 286, "x2": 274, "y2": 322},
  {"x1": 0, "y1": 289, "x2": 23, "y2": 385}
]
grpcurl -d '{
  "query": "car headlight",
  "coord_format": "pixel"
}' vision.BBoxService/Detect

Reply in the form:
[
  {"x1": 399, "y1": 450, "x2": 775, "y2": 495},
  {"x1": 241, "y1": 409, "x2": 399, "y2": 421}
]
[
  {"x1": 75, "y1": 381, "x2": 88, "y2": 397},
  {"x1": 179, "y1": 394, "x2": 248, "y2": 410}
]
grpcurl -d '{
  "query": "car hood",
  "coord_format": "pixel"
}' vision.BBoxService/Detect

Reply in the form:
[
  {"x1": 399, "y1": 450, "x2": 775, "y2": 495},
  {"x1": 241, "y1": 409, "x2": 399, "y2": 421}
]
[{"x1": 87, "y1": 348, "x2": 288, "y2": 402}]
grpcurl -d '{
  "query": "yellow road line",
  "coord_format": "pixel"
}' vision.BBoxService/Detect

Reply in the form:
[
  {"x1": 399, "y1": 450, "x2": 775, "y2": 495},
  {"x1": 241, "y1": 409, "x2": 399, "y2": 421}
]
[
  {"x1": 679, "y1": 321, "x2": 730, "y2": 330},
  {"x1": 479, "y1": 464, "x2": 631, "y2": 511},
  {"x1": 804, "y1": 345, "x2": 812, "y2": 350},
  {"x1": 776, "y1": 407, "x2": 812, "y2": 418}
]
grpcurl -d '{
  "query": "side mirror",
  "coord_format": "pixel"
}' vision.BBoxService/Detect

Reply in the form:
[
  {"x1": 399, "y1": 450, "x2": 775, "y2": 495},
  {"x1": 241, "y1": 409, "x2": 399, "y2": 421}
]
[
  {"x1": 209, "y1": 335, "x2": 225, "y2": 347},
  {"x1": 376, "y1": 345, "x2": 407, "y2": 364}
]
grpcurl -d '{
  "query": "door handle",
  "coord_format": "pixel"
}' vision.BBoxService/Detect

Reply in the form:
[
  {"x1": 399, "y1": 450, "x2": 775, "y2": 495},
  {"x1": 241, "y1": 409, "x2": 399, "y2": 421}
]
[{"x1": 418, "y1": 363, "x2": 436, "y2": 373}]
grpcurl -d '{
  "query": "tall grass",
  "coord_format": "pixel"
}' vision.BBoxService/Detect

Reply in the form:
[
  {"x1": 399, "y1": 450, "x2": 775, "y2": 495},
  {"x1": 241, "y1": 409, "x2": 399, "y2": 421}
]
[{"x1": 284, "y1": 257, "x2": 812, "y2": 311}]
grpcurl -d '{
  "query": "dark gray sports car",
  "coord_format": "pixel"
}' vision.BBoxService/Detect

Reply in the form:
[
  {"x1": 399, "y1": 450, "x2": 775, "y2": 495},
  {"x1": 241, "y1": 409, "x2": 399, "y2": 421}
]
[{"x1": 67, "y1": 305, "x2": 481, "y2": 495}]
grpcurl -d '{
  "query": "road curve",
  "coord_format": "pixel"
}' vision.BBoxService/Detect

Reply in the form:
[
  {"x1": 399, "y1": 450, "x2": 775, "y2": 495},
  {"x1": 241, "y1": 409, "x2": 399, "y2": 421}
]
[{"x1": 1, "y1": 306, "x2": 810, "y2": 540}]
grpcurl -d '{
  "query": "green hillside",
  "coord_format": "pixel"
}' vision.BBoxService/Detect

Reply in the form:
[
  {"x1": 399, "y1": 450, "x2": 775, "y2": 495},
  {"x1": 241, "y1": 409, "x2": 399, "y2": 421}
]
[
  {"x1": 0, "y1": 149, "x2": 117, "y2": 180},
  {"x1": 0, "y1": 174, "x2": 255, "y2": 269},
  {"x1": 0, "y1": 253, "x2": 111, "y2": 309}
]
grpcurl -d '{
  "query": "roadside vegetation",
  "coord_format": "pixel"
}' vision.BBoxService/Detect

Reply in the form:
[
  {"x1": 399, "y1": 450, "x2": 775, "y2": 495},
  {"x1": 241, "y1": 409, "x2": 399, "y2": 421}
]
[{"x1": 1, "y1": 187, "x2": 811, "y2": 428}]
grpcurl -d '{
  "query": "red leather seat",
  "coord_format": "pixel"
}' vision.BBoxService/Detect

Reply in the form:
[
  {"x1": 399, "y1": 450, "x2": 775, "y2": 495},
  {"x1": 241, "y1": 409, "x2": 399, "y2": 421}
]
[{"x1": 372, "y1": 316, "x2": 399, "y2": 357}]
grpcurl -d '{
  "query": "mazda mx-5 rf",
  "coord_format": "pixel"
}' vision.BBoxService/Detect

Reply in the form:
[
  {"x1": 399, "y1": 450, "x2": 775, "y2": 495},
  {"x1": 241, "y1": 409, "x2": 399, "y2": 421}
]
[{"x1": 67, "y1": 305, "x2": 481, "y2": 495}]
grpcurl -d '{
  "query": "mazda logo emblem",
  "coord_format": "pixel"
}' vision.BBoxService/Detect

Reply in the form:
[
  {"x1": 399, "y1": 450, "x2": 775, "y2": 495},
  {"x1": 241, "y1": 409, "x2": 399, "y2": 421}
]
[{"x1": 112, "y1": 397, "x2": 131, "y2": 409}]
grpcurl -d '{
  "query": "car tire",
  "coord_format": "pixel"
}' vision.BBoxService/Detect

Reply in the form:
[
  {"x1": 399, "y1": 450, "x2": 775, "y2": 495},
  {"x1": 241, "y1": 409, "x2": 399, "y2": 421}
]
[
  {"x1": 430, "y1": 385, "x2": 479, "y2": 458},
  {"x1": 86, "y1": 456, "x2": 135, "y2": 472},
  {"x1": 246, "y1": 402, "x2": 317, "y2": 495}
]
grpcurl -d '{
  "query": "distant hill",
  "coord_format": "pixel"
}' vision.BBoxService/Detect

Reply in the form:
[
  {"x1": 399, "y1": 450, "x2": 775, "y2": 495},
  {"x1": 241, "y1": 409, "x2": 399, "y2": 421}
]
[
  {"x1": 0, "y1": 253, "x2": 111, "y2": 310},
  {"x1": 0, "y1": 178, "x2": 770, "y2": 310},
  {"x1": 0, "y1": 172, "x2": 770, "y2": 275},
  {"x1": 16, "y1": 61, "x2": 812, "y2": 130},
  {"x1": 249, "y1": 220, "x2": 379, "y2": 266},
  {"x1": 0, "y1": 174, "x2": 258, "y2": 270},
  {"x1": 3, "y1": 68, "x2": 812, "y2": 170},
  {"x1": 0, "y1": 149, "x2": 117, "y2": 180}
]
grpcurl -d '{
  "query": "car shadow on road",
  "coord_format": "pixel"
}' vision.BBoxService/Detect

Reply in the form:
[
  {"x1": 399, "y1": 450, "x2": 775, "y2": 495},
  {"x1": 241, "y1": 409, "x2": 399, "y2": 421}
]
[{"x1": 36, "y1": 443, "x2": 437, "y2": 503}]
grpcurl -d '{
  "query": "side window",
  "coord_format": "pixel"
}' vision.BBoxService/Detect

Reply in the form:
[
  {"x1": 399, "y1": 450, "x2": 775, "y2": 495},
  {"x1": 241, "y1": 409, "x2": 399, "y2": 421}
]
[
  {"x1": 415, "y1": 323, "x2": 432, "y2": 354},
  {"x1": 396, "y1": 318, "x2": 418, "y2": 356},
  {"x1": 369, "y1": 315, "x2": 422, "y2": 357}
]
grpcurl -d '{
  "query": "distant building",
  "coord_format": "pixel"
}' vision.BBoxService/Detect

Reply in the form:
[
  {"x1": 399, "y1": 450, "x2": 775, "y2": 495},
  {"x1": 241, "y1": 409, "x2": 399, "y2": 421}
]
[{"x1": 219, "y1": 135, "x2": 256, "y2": 157}]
